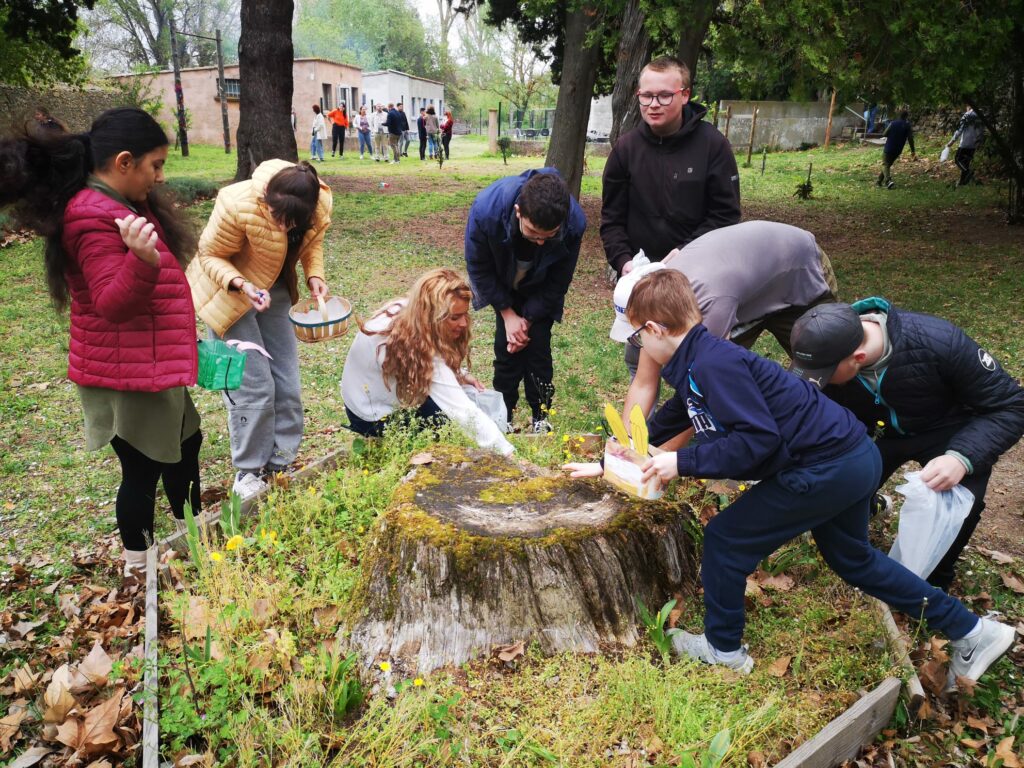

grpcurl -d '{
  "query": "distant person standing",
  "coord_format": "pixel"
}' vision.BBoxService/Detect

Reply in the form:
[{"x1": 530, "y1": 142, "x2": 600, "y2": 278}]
[
  {"x1": 310, "y1": 104, "x2": 325, "y2": 162},
  {"x1": 385, "y1": 103, "x2": 403, "y2": 163},
  {"x1": 877, "y1": 110, "x2": 916, "y2": 189},
  {"x1": 425, "y1": 106, "x2": 440, "y2": 160},
  {"x1": 356, "y1": 106, "x2": 373, "y2": 160},
  {"x1": 397, "y1": 103, "x2": 412, "y2": 157},
  {"x1": 371, "y1": 104, "x2": 388, "y2": 162},
  {"x1": 601, "y1": 54, "x2": 741, "y2": 378},
  {"x1": 947, "y1": 105, "x2": 984, "y2": 188},
  {"x1": 326, "y1": 104, "x2": 349, "y2": 157},
  {"x1": 290, "y1": 107, "x2": 297, "y2": 133},
  {"x1": 440, "y1": 109, "x2": 454, "y2": 160},
  {"x1": 417, "y1": 107, "x2": 428, "y2": 160}
]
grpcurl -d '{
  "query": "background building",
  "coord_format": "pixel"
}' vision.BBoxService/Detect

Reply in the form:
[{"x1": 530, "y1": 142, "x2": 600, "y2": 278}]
[
  {"x1": 362, "y1": 69, "x2": 445, "y2": 115},
  {"x1": 110, "y1": 58, "x2": 362, "y2": 146}
]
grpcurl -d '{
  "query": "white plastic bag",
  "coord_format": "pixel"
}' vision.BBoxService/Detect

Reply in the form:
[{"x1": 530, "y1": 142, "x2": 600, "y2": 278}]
[
  {"x1": 939, "y1": 146, "x2": 950, "y2": 163},
  {"x1": 888, "y1": 471, "x2": 973, "y2": 578},
  {"x1": 462, "y1": 386, "x2": 509, "y2": 433}
]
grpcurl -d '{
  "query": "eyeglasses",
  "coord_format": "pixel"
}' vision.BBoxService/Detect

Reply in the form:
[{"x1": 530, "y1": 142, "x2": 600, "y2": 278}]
[
  {"x1": 518, "y1": 216, "x2": 563, "y2": 245},
  {"x1": 626, "y1": 321, "x2": 667, "y2": 350},
  {"x1": 636, "y1": 89, "x2": 686, "y2": 107}
]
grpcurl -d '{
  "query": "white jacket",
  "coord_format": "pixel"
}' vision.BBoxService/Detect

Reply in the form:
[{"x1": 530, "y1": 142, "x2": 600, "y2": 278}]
[
  {"x1": 312, "y1": 112, "x2": 326, "y2": 140},
  {"x1": 340, "y1": 301, "x2": 514, "y2": 455},
  {"x1": 371, "y1": 110, "x2": 388, "y2": 133}
]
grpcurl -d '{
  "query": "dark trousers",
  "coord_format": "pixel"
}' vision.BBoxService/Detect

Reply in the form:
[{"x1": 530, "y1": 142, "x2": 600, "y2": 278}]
[
  {"x1": 332, "y1": 124, "x2": 346, "y2": 155},
  {"x1": 110, "y1": 430, "x2": 202, "y2": 551},
  {"x1": 702, "y1": 435, "x2": 976, "y2": 651},
  {"x1": 955, "y1": 147, "x2": 976, "y2": 186},
  {"x1": 419, "y1": 134, "x2": 427, "y2": 160},
  {"x1": 441, "y1": 133, "x2": 451, "y2": 159},
  {"x1": 875, "y1": 423, "x2": 990, "y2": 590},
  {"x1": 345, "y1": 399, "x2": 444, "y2": 437},
  {"x1": 492, "y1": 309, "x2": 554, "y2": 419}
]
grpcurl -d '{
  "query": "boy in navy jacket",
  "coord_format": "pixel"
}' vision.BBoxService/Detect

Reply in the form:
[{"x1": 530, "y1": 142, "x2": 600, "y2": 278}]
[{"x1": 569, "y1": 270, "x2": 1013, "y2": 688}]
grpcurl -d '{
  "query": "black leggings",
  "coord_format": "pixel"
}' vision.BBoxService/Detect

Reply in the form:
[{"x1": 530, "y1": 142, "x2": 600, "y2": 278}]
[{"x1": 110, "y1": 430, "x2": 202, "y2": 550}]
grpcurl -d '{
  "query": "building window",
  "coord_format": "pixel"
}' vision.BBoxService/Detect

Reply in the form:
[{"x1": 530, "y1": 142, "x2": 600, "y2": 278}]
[{"x1": 222, "y1": 78, "x2": 240, "y2": 99}]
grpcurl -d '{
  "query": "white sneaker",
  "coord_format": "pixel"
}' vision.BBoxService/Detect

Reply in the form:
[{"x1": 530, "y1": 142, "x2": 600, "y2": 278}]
[
  {"x1": 233, "y1": 471, "x2": 269, "y2": 501},
  {"x1": 530, "y1": 418, "x2": 553, "y2": 435},
  {"x1": 672, "y1": 631, "x2": 755, "y2": 674},
  {"x1": 123, "y1": 548, "x2": 148, "y2": 577},
  {"x1": 946, "y1": 618, "x2": 1016, "y2": 691}
]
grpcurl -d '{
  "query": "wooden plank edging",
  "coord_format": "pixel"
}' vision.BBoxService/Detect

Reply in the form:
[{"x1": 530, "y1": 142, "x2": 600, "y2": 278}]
[
  {"x1": 773, "y1": 677, "x2": 901, "y2": 768},
  {"x1": 142, "y1": 546, "x2": 159, "y2": 768},
  {"x1": 874, "y1": 598, "x2": 926, "y2": 713}
]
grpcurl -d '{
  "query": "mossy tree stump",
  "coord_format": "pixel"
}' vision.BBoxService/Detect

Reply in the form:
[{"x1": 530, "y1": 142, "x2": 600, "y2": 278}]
[{"x1": 347, "y1": 446, "x2": 700, "y2": 673}]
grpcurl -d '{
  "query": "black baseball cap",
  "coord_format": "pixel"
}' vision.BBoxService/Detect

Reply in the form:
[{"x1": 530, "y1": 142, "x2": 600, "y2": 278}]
[{"x1": 788, "y1": 304, "x2": 864, "y2": 387}]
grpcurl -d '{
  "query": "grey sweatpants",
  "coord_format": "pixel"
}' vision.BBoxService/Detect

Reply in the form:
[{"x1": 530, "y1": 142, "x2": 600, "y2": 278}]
[{"x1": 212, "y1": 281, "x2": 303, "y2": 473}]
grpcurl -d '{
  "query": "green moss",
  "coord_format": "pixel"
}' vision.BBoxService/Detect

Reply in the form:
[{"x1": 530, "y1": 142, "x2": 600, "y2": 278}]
[{"x1": 479, "y1": 476, "x2": 557, "y2": 504}]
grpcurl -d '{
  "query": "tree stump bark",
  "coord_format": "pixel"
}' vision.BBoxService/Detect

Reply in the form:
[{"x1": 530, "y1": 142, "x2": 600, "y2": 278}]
[{"x1": 347, "y1": 446, "x2": 700, "y2": 673}]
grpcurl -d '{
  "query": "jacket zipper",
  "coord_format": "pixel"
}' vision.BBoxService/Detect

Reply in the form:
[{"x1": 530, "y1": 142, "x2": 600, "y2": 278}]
[{"x1": 856, "y1": 370, "x2": 904, "y2": 435}]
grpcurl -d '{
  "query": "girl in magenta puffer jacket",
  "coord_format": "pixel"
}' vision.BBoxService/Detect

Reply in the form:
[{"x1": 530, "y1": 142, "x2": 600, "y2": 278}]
[{"x1": 0, "y1": 107, "x2": 203, "y2": 577}]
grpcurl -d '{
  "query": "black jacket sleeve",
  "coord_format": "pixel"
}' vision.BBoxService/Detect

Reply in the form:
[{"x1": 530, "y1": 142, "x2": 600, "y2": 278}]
[
  {"x1": 464, "y1": 211, "x2": 512, "y2": 312},
  {"x1": 687, "y1": 131, "x2": 741, "y2": 244},
  {"x1": 942, "y1": 330, "x2": 1024, "y2": 471},
  {"x1": 600, "y1": 144, "x2": 635, "y2": 274},
  {"x1": 521, "y1": 219, "x2": 584, "y2": 323}
]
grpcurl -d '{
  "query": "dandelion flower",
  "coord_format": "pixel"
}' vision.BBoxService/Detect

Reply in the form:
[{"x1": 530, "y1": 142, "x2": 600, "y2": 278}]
[
  {"x1": 548, "y1": 408, "x2": 557, "y2": 416},
  {"x1": 562, "y1": 435, "x2": 570, "y2": 442},
  {"x1": 379, "y1": 661, "x2": 391, "y2": 672},
  {"x1": 260, "y1": 528, "x2": 278, "y2": 542},
  {"x1": 738, "y1": 484, "x2": 747, "y2": 491},
  {"x1": 876, "y1": 420, "x2": 885, "y2": 427},
  {"x1": 595, "y1": 425, "x2": 603, "y2": 432},
  {"x1": 363, "y1": 469, "x2": 369, "y2": 476},
  {"x1": 209, "y1": 551, "x2": 223, "y2": 562},
  {"x1": 225, "y1": 535, "x2": 244, "y2": 551},
  {"x1": 414, "y1": 677, "x2": 424, "y2": 687},
  {"x1": 540, "y1": 403, "x2": 548, "y2": 412}
]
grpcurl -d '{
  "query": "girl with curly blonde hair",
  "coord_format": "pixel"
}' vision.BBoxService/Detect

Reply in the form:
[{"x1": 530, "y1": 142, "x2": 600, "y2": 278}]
[{"x1": 341, "y1": 269, "x2": 514, "y2": 454}]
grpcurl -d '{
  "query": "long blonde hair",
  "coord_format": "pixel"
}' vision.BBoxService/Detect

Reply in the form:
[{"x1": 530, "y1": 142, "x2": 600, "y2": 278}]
[{"x1": 363, "y1": 268, "x2": 473, "y2": 406}]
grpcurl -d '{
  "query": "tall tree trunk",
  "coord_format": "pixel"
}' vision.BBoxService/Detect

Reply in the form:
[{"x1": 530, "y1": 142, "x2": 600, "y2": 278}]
[
  {"x1": 544, "y1": 7, "x2": 602, "y2": 199},
  {"x1": 675, "y1": 0, "x2": 715, "y2": 98},
  {"x1": 609, "y1": 0, "x2": 654, "y2": 146},
  {"x1": 235, "y1": 0, "x2": 297, "y2": 180}
]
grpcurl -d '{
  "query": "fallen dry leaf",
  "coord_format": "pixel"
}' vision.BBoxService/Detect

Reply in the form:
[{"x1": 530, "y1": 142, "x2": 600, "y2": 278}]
[
  {"x1": 184, "y1": 596, "x2": 211, "y2": 640},
  {"x1": 8, "y1": 615, "x2": 48, "y2": 639},
  {"x1": 12, "y1": 665, "x2": 40, "y2": 694},
  {"x1": 252, "y1": 598, "x2": 275, "y2": 626},
  {"x1": 85, "y1": 760, "x2": 114, "y2": 768},
  {"x1": 960, "y1": 737, "x2": 988, "y2": 750},
  {"x1": 496, "y1": 640, "x2": 525, "y2": 663},
  {"x1": 58, "y1": 593, "x2": 80, "y2": 620},
  {"x1": 43, "y1": 675, "x2": 77, "y2": 724},
  {"x1": 71, "y1": 641, "x2": 113, "y2": 693},
  {"x1": 917, "y1": 660, "x2": 947, "y2": 696},
  {"x1": 754, "y1": 570, "x2": 795, "y2": 592},
  {"x1": 929, "y1": 636, "x2": 950, "y2": 664},
  {"x1": 410, "y1": 452, "x2": 434, "y2": 465},
  {"x1": 56, "y1": 688, "x2": 123, "y2": 759},
  {"x1": 1, "y1": 706, "x2": 29, "y2": 753},
  {"x1": 979, "y1": 547, "x2": 1016, "y2": 565},
  {"x1": 996, "y1": 736, "x2": 1021, "y2": 768},
  {"x1": 7, "y1": 746, "x2": 53, "y2": 768},
  {"x1": 313, "y1": 605, "x2": 338, "y2": 630},
  {"x1": 175, "y1": 756, "x2": 213, "y2": 767},
  {"x1": 768, "y1": 656, "x2": 792, "y2": 677},
  {"x1": 967, "y1": 715, "x2": 992, "y2": 733},
  {"x1": 1002, "y1": 573, "x2": 1024, "y2": 594},
  {"x1": 747, "y1": 750, "x2": 767, "y2": 768}
]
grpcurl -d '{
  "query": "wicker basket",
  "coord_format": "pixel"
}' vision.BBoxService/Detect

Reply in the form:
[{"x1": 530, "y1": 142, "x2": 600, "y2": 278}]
[{"x1": 288, "y1": 295, "x2": 352, "y2": 343}]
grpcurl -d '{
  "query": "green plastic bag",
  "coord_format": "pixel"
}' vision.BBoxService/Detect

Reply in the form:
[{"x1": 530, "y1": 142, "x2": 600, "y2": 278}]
[{"x1": 196, "y1": 338, "x2": 247, "y2": 391}]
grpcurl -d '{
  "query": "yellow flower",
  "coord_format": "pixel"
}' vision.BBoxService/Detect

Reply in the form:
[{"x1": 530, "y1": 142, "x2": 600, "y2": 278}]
[
  {"x1": 357, "y1": 525, "x2": 365, "y2": 534},
  {"x1": 209, "y1": 551, "x2": 223, "y2": 562},
  {"x1": 540, "y1": 403, "x2": 548, "y2": 412},
  {"x1": 548, "y1": 408, "x2": 557, "y2": 416},
  {"x1": 738, "y1": 484, "x2": 747, "y2": 491},
  {"x1": 363, "y1": 469, "x2": 369, "y2": 476},
  {"x1": 413, "y1": 677, "x2": 424, "y2": 687},
  {"x1": 562, "y1": 435, "x2": 570, "y2": 442},
  {"x1": 260, "y1": 528, "x2": 278, "y2": 542},
  {"x1": 595, "y1": 425, "x2": 603, "y2": 432},
  {"x1": 225, "y1": 535, "x2": 244, "y2": 551},
  {"x1": 379, "y1": 661, "x2": 391, "y2": 672},
  {"x1": 876, "y1": 420, "x2": 885, "y2": 427}
]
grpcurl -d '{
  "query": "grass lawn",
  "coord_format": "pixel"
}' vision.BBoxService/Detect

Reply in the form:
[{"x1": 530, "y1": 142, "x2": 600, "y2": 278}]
[{"x1": 1, "y1": 136, "x2": 1023, "y2": 766}]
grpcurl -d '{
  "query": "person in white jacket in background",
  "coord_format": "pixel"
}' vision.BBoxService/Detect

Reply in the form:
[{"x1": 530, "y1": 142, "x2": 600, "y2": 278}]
[
  {"x1": 310, "y1": 104, "x2": 326, "y2": 162},
  {"x1": 370, "y1": 104, "x2": 389, "y2": 162},
  {"x1": 341, "y1": 268, "x2": 514, "y2": 455}
]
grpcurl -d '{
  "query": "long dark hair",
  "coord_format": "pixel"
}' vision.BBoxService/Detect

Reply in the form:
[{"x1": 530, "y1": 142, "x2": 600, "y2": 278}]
[{"x1": 0, "y1": 107, "x2": 197, "y2": 312}]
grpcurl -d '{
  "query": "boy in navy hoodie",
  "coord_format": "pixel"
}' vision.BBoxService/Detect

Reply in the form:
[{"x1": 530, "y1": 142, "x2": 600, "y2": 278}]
[{"x1": 569, "y1": 270, "x2": 1014, "y2": 688}]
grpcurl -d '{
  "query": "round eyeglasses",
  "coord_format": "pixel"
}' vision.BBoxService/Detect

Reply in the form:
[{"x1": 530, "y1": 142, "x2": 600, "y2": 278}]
[{"x1": 637, "y1": 89, "x2": 686, "y2": 107}]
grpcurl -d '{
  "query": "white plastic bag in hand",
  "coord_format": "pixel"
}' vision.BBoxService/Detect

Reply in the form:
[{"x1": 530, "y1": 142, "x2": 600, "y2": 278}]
[
  {"x1": 888, "y1": 470, "x2": 973, "y2": 578},
  {"x1": 462, "y1": 386, "x2": 509, "y2": 433},
  {"x1": 939, "y1": 146, "x2": 950, "y2": 163}
]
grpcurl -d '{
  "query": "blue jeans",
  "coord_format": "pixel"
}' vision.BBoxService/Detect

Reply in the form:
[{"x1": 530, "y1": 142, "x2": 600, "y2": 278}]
[
  {"x1": 700, "y1": 435, "x2": 977, "y2": 651},
  {"x1": 358, "y1": 131, "x2": 373, "y2": 155},
  {"x1": 345, "y1": 398, "x2": 445, "y2": 437},
  {"x1": 427, "y1": 134, "x2": 437, "y2": 157},
  {"x1": 310, "y1": 137, "x2": 324, "y2": 161}
]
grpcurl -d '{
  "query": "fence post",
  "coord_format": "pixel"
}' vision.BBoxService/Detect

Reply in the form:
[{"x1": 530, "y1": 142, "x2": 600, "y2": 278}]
[
  {"x1": 724, "y1": 104, "x2": 732, "y2": 140},
  {"x1": 824, "y1": 88, "x2": 837, "y2": 148},
  {"x1": 488, "y1": 109, "x2": 498, "y2": 153},
  {"x1": 746, "y1": 106, "x2": 758, "y2": 167}
]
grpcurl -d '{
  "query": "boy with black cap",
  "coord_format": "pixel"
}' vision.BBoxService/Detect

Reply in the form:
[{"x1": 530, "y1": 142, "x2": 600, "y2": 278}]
[
  {"x1": 790, "y1": 299, "x2": 1024, "y2": 590},
  {"x1": 569, "y1": 270, "x2": 1015, "y2": 687}
]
